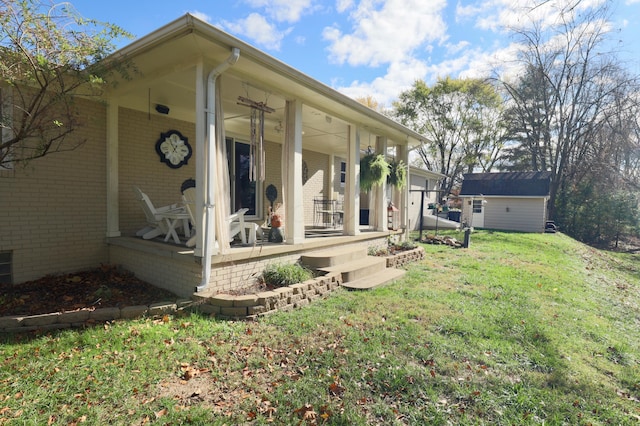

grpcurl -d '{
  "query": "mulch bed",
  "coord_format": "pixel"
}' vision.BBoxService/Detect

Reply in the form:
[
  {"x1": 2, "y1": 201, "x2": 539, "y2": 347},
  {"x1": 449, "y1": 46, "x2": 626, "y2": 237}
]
[{"x1": 0, "y1": 265, "x2": 178, "y2": 317}]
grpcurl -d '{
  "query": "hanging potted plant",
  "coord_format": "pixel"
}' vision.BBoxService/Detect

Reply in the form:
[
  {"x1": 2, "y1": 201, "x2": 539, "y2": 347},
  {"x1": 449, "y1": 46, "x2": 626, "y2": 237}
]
[
  {"x1": 360, "y1": 153, "x2": 389, "y2": 192},
  {"x1": 387, "y1": 160, "x2": 407, "y2": 189}
]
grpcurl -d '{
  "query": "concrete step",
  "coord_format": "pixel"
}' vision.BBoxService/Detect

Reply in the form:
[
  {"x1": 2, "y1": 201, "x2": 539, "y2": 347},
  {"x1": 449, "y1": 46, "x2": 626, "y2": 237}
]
[
  {"x1": 342, "y1": 268, "x2": 406, "y2": 290},
  {"x1": 300, "y1": 246, "x2": 368, "y2": 269},
  {"x1": 318, "y1": 256, "x2": 387, "y2": 283}
]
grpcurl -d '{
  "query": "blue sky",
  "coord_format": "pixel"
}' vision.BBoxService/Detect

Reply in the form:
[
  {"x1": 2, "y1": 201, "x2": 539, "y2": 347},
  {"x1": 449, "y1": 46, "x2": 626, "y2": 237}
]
[{"x1": 73, "y1": 0, "x2": 640, "y2": 107}]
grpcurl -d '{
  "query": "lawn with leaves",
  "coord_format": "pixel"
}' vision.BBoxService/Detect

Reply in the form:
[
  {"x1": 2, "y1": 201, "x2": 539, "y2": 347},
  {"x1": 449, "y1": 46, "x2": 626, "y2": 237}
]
[{"x1": 1, "y1": 231, "x2": 639, "y2": 425}]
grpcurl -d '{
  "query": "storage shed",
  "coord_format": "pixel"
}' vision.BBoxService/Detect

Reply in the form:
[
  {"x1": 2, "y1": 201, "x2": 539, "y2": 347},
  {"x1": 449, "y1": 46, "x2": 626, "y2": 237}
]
[{"x1": 459, "y1": 172, "x2": 552, "y2": 233}]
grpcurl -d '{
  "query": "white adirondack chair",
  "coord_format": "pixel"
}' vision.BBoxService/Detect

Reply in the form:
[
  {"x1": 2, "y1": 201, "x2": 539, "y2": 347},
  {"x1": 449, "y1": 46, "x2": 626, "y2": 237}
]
[
  {"x1": 133, "y1": 186, "x2": 183, "y2": 240},
  {"x1": 228, "y1": 208, "x2": 251, "y2": 244},
  {"x1": 182, "y1": 187, "x2": 198, "y2": 247},
  {"x1": 182, "y1": 187, "x2": 259, "y2": 247}
]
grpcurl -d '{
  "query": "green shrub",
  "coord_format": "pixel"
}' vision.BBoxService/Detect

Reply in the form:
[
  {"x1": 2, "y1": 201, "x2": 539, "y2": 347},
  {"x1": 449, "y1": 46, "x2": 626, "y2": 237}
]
[
  {"x1": 262, "y1": 263, "x2": 313, "y2": 288},
  {"x1": 398, "y1": 240, "x2": 417, "y2": 250}
]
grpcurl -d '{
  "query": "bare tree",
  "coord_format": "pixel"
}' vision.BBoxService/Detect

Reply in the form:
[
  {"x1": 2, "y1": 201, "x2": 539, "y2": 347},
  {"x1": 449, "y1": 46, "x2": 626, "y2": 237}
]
[
  {"x1": 498, "y1": 0, "x2": 639, "y2": 219},
  {"x1": 0, "y1": 0, "x2": 132, "y2": 169}
]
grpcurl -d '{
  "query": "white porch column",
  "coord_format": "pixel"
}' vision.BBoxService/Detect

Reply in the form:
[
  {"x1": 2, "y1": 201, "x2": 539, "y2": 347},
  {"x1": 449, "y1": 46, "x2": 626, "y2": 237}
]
[
  {"x1": 328, "y1": 153, "x2": 336, "y2": 198},
  {"x1": 194, "y1": 59, "x2": 206, "y2": 257},
  {"x1": 397, "y1": 142, "x2": 409, "y2": 237},
  {"x1": 343, "y1": 125, "x2": 360, "y2": 235},
  {"x1": 106, "y1": 98, "x2": 120, "y2": 237},
  {"x1": 283, "y1": 99, "x2": 304, "y2": 244},
  {"x1": 373, "y1": 136, "x2": 388, "y2": 231}
]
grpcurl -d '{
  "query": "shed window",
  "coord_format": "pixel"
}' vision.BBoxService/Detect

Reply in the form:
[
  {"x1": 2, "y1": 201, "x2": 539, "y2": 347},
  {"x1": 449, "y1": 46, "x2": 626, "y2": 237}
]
[{"x1": 472, "y1": 199, "x2": 483, "y2": 213}]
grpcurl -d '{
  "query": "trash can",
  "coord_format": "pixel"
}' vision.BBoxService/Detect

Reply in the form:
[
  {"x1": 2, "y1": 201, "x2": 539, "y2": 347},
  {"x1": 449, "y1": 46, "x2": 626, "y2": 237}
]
[{"x1": 448, "y1": 211, "x2": 461, "y2": 222}]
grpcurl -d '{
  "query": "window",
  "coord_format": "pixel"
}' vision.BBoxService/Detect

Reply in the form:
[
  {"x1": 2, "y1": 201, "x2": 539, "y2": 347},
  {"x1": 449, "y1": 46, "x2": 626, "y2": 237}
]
[
  {"x1": 340, "y1": 161, "x2": 346, "y2": 186},
  {"x1": 472, "y1": 199, "x2": 483, "y2": 213},
  {"x1": 226, "y1": 137, "x2": 261, "y2": 218},
  {"x1": 0, "y1": 251, "x2": 12, "y2": 285}
]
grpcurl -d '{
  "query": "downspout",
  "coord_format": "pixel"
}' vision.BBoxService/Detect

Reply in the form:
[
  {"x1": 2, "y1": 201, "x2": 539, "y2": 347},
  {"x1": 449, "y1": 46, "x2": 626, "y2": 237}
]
[{"x1": 196, "y1": 47, "x2": 240, "y2": 293}]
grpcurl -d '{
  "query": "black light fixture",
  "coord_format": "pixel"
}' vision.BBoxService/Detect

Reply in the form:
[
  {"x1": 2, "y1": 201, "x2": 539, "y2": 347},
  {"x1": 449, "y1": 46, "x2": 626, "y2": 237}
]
[{"x1": 155, "y1": 104, "x2": 170, "y2": 115}]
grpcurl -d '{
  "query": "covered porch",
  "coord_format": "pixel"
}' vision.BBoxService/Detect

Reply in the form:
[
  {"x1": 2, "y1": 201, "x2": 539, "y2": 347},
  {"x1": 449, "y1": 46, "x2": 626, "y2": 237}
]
[
  {"x1": 103, "y1": 15, "x2": 424, "y2": 296},
  {"x1": 108, "y1": 229, "x2": 398, "y2": 298}
]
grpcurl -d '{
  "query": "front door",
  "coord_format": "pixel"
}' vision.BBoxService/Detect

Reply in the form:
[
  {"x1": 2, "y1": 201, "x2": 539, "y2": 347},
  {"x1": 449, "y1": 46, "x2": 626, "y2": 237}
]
[
  {"x1": 471, "y1": 199, "x2": 485, "y2": 228},
  {"x1": 227, "y1": 138, "x2": 260, "y2": 218}
]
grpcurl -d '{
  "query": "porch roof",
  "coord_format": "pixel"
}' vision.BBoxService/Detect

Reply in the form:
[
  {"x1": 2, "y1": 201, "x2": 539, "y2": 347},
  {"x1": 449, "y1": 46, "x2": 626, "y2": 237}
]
[{"x1": 104, "y1": 14, "x2": 428, "y2": 155}]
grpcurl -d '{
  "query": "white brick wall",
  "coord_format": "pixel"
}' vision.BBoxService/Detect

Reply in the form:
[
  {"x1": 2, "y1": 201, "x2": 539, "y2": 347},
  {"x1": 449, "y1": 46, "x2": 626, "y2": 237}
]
[
  {"x1": 0, "y1": 97, "x2": 109, "y2": 284},
  {"x1": 118, "y1": 108, "x2": 197, "y2": 235}
]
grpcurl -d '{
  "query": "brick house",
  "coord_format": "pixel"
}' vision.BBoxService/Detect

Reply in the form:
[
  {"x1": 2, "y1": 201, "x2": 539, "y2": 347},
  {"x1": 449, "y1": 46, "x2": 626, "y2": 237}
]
[{"x1": 0, "y1": 14, "x2": 428, "y2": 297}]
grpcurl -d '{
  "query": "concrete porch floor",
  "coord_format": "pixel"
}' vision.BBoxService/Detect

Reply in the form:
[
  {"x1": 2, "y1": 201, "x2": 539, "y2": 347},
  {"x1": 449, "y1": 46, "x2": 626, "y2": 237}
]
[{"x1": 108, "y1": 227, "x2": 399, "y2": 266}]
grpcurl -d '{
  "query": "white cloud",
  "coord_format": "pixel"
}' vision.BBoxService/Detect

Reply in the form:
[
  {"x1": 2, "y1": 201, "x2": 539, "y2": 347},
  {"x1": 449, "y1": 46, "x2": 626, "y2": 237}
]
[
  {"x1": 460, "y1": 0, "x2": 609, "y2": 33},
  {"x1": 337, "y1": 57, "x2": 430, "y2": 107},
  {"x1": 242, "y1": 0, "x2": 316, "y2": 23},
  {"x1": 336, "y1": 0, "x2": 355, "y2": 13},
  {"x1": 445, "y1": 40, "x2": 472, "y2": 55},
  {"x1": 323, "y1": 0, "x2": 448, "y2": 67},
  {"x1": 333, "y1": 0, "x2": 634, "y2": 109},
  {"x1": 219, "y1": 13, "x2": 292, "y2": 50}
]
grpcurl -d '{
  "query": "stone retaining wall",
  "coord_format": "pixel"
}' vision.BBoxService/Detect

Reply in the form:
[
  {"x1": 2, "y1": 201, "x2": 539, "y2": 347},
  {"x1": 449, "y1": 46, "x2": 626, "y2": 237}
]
[
  {"x1": 195, "y1": 272, "x2": 343, "y2": 320},
  {"x1": 0, "y1": 247, "x2": 425, "y2": 332},
  {"x1": 384, "y1": 246, "x2": 425, "y2": 268},
  {"x1": 0, "y1": 300, "x2": 193, "y2": 333}
]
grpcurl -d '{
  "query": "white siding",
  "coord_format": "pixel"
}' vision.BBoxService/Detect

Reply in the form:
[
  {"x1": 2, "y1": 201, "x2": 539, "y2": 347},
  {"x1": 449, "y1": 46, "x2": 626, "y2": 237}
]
[
  {"x1": 408, "y1": 174, "x2": 439, "y2": 231},
  {"x1": 483, "y1": 197, "x2": 547, "y2": 232}
]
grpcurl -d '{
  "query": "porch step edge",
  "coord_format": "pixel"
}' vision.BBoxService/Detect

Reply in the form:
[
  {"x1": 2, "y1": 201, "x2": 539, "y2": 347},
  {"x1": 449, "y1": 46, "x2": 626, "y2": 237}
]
[
  {"x1": 318, "y1": 256, "x2": 387, "y2": 283},
  {"x1": 342, "y1": 268, "x2": 406, "y2": 290},
  {"x1": 300, "y1": 246, "x2": 368, "y2": 268}
]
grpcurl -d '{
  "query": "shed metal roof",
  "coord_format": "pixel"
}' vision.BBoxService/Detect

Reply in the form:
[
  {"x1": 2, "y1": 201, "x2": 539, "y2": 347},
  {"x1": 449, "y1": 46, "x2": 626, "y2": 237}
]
[{"x1": 459, "y1": 172, "x2": 552, "y2": 197}]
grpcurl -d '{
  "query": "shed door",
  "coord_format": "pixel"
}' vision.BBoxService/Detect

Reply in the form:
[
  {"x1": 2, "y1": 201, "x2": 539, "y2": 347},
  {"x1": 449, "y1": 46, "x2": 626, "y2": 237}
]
[{"x1": 471, "y1": 199, "x2": 485, "y2": 228}]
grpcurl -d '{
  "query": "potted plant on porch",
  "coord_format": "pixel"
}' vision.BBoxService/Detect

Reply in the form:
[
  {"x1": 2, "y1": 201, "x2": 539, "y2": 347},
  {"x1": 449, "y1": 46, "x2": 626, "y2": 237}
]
[
  {"x1": 360, "y1": 153, "x2": 389, "y2": 192},
  {"x1": 387, "y1": 159, "x2": 407, "y2": 189}
]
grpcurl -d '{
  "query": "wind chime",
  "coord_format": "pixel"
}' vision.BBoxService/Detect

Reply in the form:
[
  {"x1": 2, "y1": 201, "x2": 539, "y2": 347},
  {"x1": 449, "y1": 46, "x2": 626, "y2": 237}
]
[{"x1": 237, "y1": 95, "x2": 275, "y2": 182}]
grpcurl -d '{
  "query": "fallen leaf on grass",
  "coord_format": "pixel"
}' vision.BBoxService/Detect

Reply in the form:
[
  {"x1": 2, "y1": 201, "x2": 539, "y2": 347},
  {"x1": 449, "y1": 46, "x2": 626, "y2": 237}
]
[
  {"x1": 179, "y1": 363, "x2": 210, "y2": 381},
  {"x1": 329, "y1": 382, "x2": 345, "y2": 396},
  {"x1": 294, "y1": 404, "x2": 317, "y2": 421}
]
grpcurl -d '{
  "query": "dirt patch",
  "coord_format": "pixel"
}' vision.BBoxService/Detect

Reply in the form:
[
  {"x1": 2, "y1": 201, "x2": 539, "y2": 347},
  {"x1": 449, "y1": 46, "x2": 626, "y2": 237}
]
[
  {"x1": 0, "y1": 265, "x2": 178, "y2": 317},
  {"x1": 155, "y1": 367, "x2": 276, "y2": 418}
]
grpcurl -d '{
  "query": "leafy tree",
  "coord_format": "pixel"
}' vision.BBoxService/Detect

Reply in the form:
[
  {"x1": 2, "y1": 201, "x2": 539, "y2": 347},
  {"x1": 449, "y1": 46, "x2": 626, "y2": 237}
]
[
  {"x1": 556, "y1": 179, "x2": 639, "y2": 248},
  {"x1": 355, "y1": 95, "x2": 384, "y2": 113},
  {"x1": 393, "y1": 77, "x2": 505, "y2": 196},
  {"x1": 0, "y1": 0, "x2": 132, "y2": 169}
]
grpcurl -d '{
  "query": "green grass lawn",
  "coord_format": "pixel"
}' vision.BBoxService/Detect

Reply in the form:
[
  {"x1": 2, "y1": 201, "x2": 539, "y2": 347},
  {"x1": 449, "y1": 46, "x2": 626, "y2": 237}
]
[{"x1": 1, "y1": 231, "x2": 639, "y2": 425}]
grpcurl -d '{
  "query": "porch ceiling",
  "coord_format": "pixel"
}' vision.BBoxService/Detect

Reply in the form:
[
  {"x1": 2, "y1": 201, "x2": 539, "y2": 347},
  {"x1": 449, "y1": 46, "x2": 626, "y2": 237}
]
[{"x1": 106, "y1": 15, "x2": 424, "y2": 156}]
